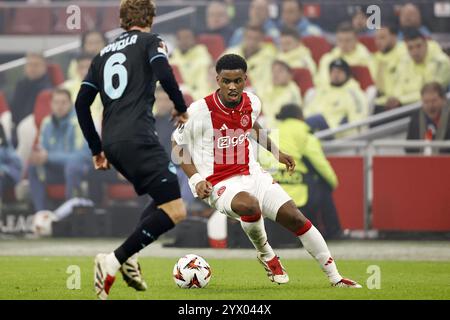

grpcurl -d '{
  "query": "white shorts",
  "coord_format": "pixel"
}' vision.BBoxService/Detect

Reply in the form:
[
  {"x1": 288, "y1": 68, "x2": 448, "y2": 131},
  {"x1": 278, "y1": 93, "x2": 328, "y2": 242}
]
[{"x1": 204, "y1": 168, "x2": 292, "y2": 221}]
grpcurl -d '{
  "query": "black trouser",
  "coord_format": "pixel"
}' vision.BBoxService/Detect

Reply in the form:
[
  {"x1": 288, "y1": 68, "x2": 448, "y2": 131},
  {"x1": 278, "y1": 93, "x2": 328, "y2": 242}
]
[{"x1": 300, "y1": 178, "x2": 342, "y2": 239}]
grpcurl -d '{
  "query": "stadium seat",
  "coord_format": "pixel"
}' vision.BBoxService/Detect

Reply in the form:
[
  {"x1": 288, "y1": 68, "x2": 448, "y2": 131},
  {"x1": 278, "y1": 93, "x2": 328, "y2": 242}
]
[
  {"x1": 46, "y1": 185, "x2": 66, "y2": 200},
  {"x1": 47, "y1": 64, "x2": 65, "y2": 87},
  {"x1": 0, "y1": 91, "x2": 10, "y2": 115},
  {"x1": 358, "y1": 35, "x2": 378, "y2": 53},
  {"x1": 301, "y1": 36, "x2": 332, "y2": 66},
  {"x1": 0, "y1": 91, "x2": 13, "y2": 142},
  {"x1": 292, "y1": 68, "x2": 314, "y2": 98},
  {"x1": 350, "y1": 66, "x2": 374, "y2": 91},
  {"x1": 6, "y1": 7, "x2": 52, "y2": 34},
  {"x1": 197, "y1": 34, "x2": 226, "y2": 61},
  {"x1": 100, "y1": 6, "x2": 120, "y2": 32},
  {"x1": 183, "y1": 93, "x2": 194, "y2": 107},
  {"x1": 53, "y1": 7, "x2": 98, "y2": 34},
  {"x1": 351, "y1": 65, "x2": 377, "y2": 112},
  {"x1": 106, "y1": 184, "x2": 137, "y2": 201},
  {"x1": 33, "y1": 90, "x2": 53, "y2": 130}
]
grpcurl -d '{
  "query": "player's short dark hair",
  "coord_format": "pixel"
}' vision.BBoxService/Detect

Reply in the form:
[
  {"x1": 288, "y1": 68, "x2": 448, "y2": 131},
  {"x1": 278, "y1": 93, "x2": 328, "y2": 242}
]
[
  {"x1": 276, "y1": 103, "x2": 304, "y2": 121},
  {"x1": 120, "y1": 0, "x2": 156, "y2": 31},
  {"x1": 52, "y1": 88, "x2": 72, "y2": 101},
  {"x1": 216, "y1": 54, "x2": 247, "y2": 74},
  {"x1": 403, "y1": 28, "x2": 426, "y2": 41},
  {"x1": 421, "y1": 82, "x2": 446, "y2": 98},
  {"x1": 280, "y1": 27, "x2": 301, "y2": 40},
  {"x1": 336, "y1": 21, "x2": 356, "y2": 34}
]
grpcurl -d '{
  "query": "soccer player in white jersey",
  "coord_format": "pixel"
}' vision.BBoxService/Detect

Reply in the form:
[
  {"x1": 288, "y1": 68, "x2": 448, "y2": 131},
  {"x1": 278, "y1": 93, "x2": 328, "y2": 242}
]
[{"x1": 172, "y1": 54, "x2": 361, "y2": 288}]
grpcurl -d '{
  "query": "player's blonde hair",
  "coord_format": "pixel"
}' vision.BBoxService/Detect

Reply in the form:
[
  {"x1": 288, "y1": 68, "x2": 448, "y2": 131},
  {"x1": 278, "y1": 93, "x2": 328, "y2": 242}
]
[{"x1": 120, "y1": 0, "x2": 156, "y2": 31}]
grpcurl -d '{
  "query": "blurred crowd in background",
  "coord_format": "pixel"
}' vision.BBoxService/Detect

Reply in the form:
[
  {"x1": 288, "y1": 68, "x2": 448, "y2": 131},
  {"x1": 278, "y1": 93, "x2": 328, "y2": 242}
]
[{"x1": 0, "y1": 0, "x2": 449, "y2": 239}]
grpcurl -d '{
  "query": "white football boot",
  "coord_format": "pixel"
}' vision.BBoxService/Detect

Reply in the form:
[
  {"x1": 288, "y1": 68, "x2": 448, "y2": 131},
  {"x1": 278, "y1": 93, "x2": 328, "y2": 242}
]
[
  {"x1": 333, "y1": 278, "x2": 363, "y2": 288},
  {"x1": 257, "y1": 253, "x2": 289, "y2": 284},
  {"x1": 120, "y1": 254, "x2": 148, "y2": 291},
  {"x1": 94, "y1": 253, "x2": 116, "y2": 300}
]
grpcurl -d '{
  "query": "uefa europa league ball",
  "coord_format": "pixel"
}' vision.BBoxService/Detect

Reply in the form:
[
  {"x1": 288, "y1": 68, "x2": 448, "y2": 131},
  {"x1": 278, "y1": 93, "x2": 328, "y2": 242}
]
[{"x1": 173, "y1": 254, "x2": 212, "y2": 288}]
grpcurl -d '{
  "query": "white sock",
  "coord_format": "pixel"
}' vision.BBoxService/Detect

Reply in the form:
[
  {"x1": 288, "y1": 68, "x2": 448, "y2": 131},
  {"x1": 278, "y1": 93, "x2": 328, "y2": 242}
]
[
  {"x1": 105, "y1": 252, "x2": 121, "y2": 276},
  {"x1": 240, "y1": 217, "x2": 275, "y2": 261},
  {"x1": 297, "y1": 222, "x2": 342, "y2": 284}
]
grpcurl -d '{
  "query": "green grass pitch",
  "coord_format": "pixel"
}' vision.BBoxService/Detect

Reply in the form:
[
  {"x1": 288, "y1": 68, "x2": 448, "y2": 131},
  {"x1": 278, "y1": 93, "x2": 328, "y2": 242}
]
[{"x1": 0, "y1": 257, "x2": 449, "y2": 300}]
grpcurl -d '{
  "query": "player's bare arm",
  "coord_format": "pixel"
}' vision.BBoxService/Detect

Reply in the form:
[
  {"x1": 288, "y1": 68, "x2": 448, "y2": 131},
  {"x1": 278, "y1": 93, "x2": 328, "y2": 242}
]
[
  {"x1": 171, "y1": 140, "x2": 212, "y2": 199},
  {"x1": 252, "y1": 121, "x2": 296, "y2": 174}
]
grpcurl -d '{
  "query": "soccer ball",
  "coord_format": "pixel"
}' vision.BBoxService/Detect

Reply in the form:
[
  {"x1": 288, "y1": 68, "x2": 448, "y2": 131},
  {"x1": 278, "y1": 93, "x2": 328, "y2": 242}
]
[{"x1": 173, "y1": 254, "x2": 212, "y2": 288}]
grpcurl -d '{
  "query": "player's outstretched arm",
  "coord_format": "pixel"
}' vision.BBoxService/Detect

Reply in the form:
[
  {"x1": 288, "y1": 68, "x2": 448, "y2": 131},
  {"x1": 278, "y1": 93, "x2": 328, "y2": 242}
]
[
  {"x1": 151, "y1": 56, "x2": 188, "y2": 124},
  {"x1": 171, "y1": 140, "x2": 212, "y2": 199},
  {"x1": 252, "y1": 121, "x2": 296, "y2": 174}
]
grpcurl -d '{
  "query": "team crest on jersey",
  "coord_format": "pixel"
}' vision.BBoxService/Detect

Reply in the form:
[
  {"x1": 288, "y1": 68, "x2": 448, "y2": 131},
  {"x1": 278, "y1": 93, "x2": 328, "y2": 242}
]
[
  {"x1": 217, "y1": 186, "x2": 226, "y2": 197},
  {"x1": 240, "y1": 115, "x2": 250, "y2": 127}
]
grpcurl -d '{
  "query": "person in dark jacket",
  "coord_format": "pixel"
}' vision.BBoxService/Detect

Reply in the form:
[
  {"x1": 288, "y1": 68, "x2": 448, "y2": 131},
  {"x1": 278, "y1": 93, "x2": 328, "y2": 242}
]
[
  {"x1": 0, "y1": 123, "x2": 22, "y2": 197},
  {"x1": 10, "y1": 52, "x2": 52, "y2": 146},
  {"x1": 406, "y1": 82, "x2": 450, "y2": 154}
]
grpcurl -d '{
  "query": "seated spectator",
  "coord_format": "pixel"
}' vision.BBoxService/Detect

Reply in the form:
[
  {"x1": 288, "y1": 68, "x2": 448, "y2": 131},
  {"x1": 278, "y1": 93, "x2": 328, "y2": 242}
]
[
  {"x1": 317, "y1": 22, "x2": 374, "y2": 87},
  {"x1": 398, "y1": 3, "x2": 431, "y2": 39},
  {"x1": 0, "y1": 123, "x2": 22, "y2": 197},
  {"x1": 279, "y1": 0, "x2": 323, "y2": 37},
  {"x1": 351, "y1": 8, "x2": 375, "y2": 36},
  {"x1": 170, "y1": 28, "x2": 212, "y2": 100},
  {"x1": 229, "y1": 0, "x2": 280, "y2": 47},
  {"x1": 268, "y1": 103, "x2": 342, "y2": 239},
  {"x1": 28, "y1": 89, "x2": 90, "y2": 211},
  {"x1": 305, "y1": 58, "x2": 368, "y2": 135},
  {"x1": 377, "y1": 29, "x2": 450, "y2": 111},
  {"x1": 67, "y1": 30, "x2": 107, "y2": 81},
  {"x1": 260, "y1": 60, "x2": 302, "y2": 129},
  {"x1": 373, "y1": 24, "x2": 404, "y2": 108},
  {"x1": 226, "y1": 25, "x2": 276, "y2": 95},
  {"x1": 203, "y1": 1, "x2": 235, "y2": 45},
  {"x1": 277, "y1": 27, "x2": 316, "y2": 76},
  {"x1": 10, "y1": 52, "x2": 52, "y2": 148},
  {"x1": 61, "y1": 52, "x2": 103, "y2": 132},
  {"x1": 407, "y1": 82, "x2": 450, "y2": 154}
]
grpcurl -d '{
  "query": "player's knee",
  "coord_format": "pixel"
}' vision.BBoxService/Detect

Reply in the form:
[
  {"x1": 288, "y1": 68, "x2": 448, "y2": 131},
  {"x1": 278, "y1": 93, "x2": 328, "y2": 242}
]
[{"x1": 232, "y1": 194, "x2": 261, "y2": 217}]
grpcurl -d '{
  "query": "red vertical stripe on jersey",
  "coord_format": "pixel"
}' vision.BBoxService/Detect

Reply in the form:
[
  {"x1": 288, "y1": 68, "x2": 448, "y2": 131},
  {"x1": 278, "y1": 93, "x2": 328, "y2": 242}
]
[{"x1": 204, "y1": 91, "x2": 252, "y2": 186}]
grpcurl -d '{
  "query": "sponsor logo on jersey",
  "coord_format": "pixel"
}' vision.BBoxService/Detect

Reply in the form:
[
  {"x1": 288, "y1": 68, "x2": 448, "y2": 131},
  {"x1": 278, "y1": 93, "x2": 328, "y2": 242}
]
[{"x1": 217, "y1": 132, "x2": 250, "y2": 149}]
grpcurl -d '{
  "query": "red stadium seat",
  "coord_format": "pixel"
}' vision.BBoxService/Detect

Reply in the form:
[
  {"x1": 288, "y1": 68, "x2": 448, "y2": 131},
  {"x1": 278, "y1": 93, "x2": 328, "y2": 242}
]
[
  {"x1": 358, "y1": 35, "x2": 378, "y2": 53},
  {"x1": 350, "y1": 65, "x2": 374, "y2": 91},
  {"x1": 47, "y1": 64, "x2": 65, "y2": 87},
  {"x1": 100, "y1": 6, "x2": 120, "y2": 32},
  {"x1": 301, "y1": 36, "x2": 332, "y2": 66},
  {"x1": 197, "y1": 34, "x2": 225, "y2": 61},
  {"x1": 34, "y1": 90, "x2": 53, "y2": 130},
  {"x1": 0, "y1": 91, "x2": 10, "y2": 115},
  {"x1": 6, "y1": 7, "x2": 52, "y2": 34},
  {"x1": 46, "y1": 185, "x2": 66, "y2": 200},
  {"x1": 106, "y1": 184, "x2": 137, "y2": 201},
  {"x1": 292, "y1": 68, "x2": 314, "y2": 98},
  {"x1": 53, "y1": 7, "x2": 98, "y2": 34}
]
